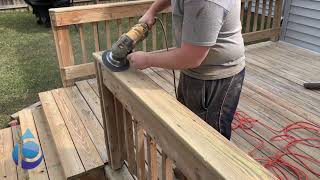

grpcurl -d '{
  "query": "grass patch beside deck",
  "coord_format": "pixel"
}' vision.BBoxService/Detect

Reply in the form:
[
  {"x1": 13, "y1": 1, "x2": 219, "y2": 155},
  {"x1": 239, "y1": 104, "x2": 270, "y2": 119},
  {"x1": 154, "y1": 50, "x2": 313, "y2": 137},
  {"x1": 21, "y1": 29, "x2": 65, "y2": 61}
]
[{"x1": 0, "y1": 11, "x2": 60, "y2": 128}]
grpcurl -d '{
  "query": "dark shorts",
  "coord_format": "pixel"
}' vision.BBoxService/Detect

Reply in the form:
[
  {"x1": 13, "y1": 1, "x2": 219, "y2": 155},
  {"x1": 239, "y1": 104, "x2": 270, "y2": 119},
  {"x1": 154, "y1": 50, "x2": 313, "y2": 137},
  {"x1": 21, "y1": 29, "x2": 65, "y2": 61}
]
[{"x1": 177, "y1": 68, "x2": 245, "y2": 140}]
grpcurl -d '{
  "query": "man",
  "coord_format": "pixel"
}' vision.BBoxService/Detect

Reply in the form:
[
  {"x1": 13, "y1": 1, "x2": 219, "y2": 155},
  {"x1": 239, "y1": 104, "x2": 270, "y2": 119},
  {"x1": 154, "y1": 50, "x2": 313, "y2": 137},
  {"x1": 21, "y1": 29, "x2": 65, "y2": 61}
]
[{"x1": 127, "y1": 0, "x2": 245, "y2": 140}]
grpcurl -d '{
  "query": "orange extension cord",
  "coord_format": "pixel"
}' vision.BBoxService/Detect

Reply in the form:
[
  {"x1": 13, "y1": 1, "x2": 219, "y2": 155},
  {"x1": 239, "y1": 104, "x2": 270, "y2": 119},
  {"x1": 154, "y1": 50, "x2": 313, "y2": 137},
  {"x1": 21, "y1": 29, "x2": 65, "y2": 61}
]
[{"x1": 232, "y1": 111, "x2": 320, "y2": 180}]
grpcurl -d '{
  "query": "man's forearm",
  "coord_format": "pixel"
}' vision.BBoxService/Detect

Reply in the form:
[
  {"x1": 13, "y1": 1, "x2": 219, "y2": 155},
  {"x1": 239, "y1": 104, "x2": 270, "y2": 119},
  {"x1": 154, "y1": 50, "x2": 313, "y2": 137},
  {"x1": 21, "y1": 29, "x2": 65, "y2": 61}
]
[
  {"x1": 146, "y1": 0, "x2": 171, "y2": 15},
  {"x1": 147, "y1": 47, "x2": 207, "y2": 70}
]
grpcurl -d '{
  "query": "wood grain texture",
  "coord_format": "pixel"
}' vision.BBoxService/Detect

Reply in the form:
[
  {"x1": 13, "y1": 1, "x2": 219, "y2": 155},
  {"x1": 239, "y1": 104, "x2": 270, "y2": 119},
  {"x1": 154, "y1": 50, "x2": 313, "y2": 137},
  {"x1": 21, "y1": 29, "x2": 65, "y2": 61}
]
[
  {"x1": 161, "y1": 153, "x2": 173, "y2": 180},
  {"x1": 39, "y1": 91, "x2": 85, "y2": 178},
  {"x1": 252, "y1": 0, "x2": 260, "y2": 32},
  {"x1": 147, "y1": 135, "x2": 158, "y2": 180},
  {"x1": 98, "y1": 64, "x2": 123, "y2": 170},
  {"x1": 94, "y1": 52, "x2": 275, "y2": 180},
  {"x1": 266, "y1": 0, "x2": 274, "y2": 29},
  {"x1": 123, "y1": 109, "x2": 136, "y2": 175},
  {"x1": 32, "y1": 107, "x2": 65, "y2": 180},
  {"x1": 245, "y1": 0, "x2": 252, "y2": 33},
  {"x1": 92, "y1": 22, "x2": 100, "y2": 52},
  {"x1": 18, "y1": 109, "x2": 49, "y2": 180},
  {"x1": 260, "y1": 0, "x2": 267, "y2": 30},
  {"x1": 65, "y1": 86, "x2": 108, "y2": 163},
  {"x1": 51, "y1": 88, "x2": 104, "y2": 171},
  {"x1": 135, "y1": 121, "x2": 146, "y2": 180},
  {"x1": 50, "y1": 0, "x2": 170, "y2": 27},
  {"x1": 79, "y1": 24, "x2": 88, "y2": 63},
  {"x1": 243, "y1": 28, "x2": 280, "y2": 43},
  {"x1": 76, "y1": 80, "x2": 103, "y2": 125},
  {"x1": 63, "y1": 62, "x2": 95, "y2": 81},
  {"x1": 0, "y1": 128, "x2": 17, "y2": 180},
  {"x1": 11, "y1": 125, "x2": 28, "y2": 180}
]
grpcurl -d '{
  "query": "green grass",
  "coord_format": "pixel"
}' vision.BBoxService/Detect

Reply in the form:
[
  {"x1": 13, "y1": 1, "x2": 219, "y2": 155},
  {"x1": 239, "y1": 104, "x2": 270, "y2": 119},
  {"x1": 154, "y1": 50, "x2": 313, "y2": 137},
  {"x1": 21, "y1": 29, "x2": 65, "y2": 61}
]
[{"x1": 0, "y1": 11, "x2": 61, "y2": 129}]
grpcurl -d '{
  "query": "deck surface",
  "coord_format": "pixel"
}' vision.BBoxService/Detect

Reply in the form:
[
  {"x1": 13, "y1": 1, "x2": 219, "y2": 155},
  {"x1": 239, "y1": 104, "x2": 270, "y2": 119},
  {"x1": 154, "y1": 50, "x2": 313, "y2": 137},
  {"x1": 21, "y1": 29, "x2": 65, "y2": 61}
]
[{"x1": 1, "y1": 41, "x2": 319, "y2": 179}]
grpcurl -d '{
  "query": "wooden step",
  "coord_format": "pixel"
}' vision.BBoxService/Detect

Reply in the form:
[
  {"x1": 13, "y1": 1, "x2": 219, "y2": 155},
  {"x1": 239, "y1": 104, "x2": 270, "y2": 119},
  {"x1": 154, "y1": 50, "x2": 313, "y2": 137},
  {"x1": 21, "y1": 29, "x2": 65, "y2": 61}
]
[
  {"x1": 39, "y1": 87, "x2": 106, "y2": 179},
  {"x1": 0, "y1": 127, "x2": 17, "y2": 180}
]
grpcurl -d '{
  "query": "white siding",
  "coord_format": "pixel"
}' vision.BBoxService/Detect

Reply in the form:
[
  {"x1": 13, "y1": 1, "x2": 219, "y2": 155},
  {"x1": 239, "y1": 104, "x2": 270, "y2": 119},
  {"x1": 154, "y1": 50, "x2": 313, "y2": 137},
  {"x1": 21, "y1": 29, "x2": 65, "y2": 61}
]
[{"x1": 281, "y1": 0, "x2": 320, "y2": 53}]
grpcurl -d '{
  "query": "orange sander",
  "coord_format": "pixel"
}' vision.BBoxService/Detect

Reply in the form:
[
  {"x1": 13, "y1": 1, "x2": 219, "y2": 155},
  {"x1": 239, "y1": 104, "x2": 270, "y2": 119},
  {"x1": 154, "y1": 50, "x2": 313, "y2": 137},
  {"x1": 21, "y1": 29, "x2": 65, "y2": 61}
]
[{"x1": 102, "y1": 23, "x2": 149, "y2": 72}]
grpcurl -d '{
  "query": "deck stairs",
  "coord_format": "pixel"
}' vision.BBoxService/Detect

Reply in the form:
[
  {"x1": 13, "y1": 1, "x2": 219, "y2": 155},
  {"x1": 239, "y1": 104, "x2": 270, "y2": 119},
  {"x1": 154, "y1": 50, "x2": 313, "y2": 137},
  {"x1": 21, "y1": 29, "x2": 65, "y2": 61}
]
[{"x1": 1, "y1": 79, "x2": 134, "y2": 180}]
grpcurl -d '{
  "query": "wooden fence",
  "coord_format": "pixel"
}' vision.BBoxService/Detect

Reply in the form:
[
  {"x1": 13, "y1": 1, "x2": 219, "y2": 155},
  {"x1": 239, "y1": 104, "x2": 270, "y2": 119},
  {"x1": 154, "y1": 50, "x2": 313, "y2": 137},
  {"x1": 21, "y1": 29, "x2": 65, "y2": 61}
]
[
  {"x1": 0, "y1": 0, "x2": 28, "y2": 11},
  {"x1": 0, "y1": 0, "x2": 116, "y2": 11},
  {"x1": 49, "y1": 0, "x2": 283, "y2": 87}
]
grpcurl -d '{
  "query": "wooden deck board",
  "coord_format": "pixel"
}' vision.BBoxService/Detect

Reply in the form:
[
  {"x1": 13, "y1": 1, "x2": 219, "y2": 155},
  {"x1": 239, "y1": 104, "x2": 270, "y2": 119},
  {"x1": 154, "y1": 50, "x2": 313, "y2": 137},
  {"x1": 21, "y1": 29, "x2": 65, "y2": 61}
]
[
  {"x1": 51, "y1": 88, "x2": 104, "y2": 171},
  {"x1": 0, "y1": 127, "x2": 17, "y2": 180},
  {"x1": 39, "y1": 91, "x2": 85, "y2": 178},
  {"x1": 32, "y1": 107, "x2": 65, "y2": 180},
  {"x1": 65, "y1": 86, "x2": 108, "y2": 163},
  {"x1": 18, "y1": 109, "x2": 49, "y2": 180}
]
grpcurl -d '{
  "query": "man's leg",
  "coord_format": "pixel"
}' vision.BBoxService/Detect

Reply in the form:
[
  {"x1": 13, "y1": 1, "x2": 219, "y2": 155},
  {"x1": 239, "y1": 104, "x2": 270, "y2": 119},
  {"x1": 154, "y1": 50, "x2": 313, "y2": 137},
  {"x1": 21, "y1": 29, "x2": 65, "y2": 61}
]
[{"x1": 178, "y1": 69, "x2": 245, "y2": 140}]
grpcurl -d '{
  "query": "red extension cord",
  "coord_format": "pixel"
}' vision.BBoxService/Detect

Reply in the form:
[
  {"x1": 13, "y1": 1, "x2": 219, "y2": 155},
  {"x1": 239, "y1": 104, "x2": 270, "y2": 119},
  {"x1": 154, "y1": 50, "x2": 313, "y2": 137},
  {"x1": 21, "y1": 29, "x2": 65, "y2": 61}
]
[{"x1": 232, "y1": 111, "x2": 320, "y2": 180}]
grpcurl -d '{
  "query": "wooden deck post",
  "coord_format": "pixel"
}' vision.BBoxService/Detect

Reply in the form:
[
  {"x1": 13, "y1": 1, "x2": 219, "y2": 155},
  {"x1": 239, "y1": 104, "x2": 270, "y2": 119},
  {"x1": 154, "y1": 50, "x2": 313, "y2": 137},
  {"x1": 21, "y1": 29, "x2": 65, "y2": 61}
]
[
  {"x1": 51, "y1": 25, "x2": 75, "y2": 87},
  {"x1": 95, "y1": 59, "x2": 124, "y2": 170}
]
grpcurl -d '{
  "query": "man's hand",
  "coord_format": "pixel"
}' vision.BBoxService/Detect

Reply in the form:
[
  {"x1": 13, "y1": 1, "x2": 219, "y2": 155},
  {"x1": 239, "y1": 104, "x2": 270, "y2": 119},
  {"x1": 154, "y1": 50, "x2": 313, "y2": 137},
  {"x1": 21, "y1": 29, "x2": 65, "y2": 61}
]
[
  {"x1": 139, "y1": 11, "x2": 156, "y2": 29},
  {"x1": 127, "y1": 51, "x2": 150, "y2": 70}
]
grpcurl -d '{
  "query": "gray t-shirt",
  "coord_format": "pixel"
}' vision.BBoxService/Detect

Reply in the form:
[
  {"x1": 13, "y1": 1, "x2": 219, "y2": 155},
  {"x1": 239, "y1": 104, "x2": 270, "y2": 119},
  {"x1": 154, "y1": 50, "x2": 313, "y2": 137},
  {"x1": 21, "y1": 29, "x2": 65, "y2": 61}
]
[{"x1": 172, "y1": 0, "x2": 245, "y2": 80}]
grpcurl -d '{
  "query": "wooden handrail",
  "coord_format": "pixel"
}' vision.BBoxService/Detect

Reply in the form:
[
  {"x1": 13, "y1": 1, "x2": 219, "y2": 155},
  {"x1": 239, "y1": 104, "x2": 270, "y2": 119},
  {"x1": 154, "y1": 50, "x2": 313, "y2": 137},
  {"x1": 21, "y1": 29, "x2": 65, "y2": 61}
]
[
  {"x1": 49, "y1": 0, "x2": 170, "y2": 27},
  {"x1": 94, "y1": 51, "x2": 276, "y2": 180}
]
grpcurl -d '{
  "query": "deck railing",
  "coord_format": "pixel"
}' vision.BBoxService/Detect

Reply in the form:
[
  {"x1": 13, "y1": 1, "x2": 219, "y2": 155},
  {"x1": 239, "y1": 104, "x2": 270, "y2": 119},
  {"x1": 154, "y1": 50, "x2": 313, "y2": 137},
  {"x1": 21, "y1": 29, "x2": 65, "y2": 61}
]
[
  {"x1": 49, "y1": 0, "x2": 283, "y2": 86},
  {"x1": 94, "y1": 51, "x2": 276, "y2": 179}
]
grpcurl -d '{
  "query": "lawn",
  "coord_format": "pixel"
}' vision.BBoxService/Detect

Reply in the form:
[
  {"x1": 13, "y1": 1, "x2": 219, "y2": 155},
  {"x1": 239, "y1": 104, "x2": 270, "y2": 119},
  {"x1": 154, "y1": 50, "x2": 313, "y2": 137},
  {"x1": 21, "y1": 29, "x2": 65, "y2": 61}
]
[{"x1": 0, "y1": 11, "x2": 61, "y2": 129}]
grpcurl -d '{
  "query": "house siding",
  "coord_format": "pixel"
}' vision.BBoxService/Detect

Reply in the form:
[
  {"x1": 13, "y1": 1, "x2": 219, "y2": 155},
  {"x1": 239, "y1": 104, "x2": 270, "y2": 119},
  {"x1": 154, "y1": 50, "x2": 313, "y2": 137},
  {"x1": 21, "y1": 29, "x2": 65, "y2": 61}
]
[{"x1": 281, "y1": 0, "x2": 320, "y2": 53}]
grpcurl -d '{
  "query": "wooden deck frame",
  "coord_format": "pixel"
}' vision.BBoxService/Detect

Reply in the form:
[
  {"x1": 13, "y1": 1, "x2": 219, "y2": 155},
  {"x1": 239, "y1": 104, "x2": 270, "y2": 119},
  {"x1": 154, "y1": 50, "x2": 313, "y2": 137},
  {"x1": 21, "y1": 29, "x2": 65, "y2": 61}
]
[
  {"x1": 94, "y1": 52, "x2": 276, "y2": 180},
  {"x1": 49, "y1": 0, "x2": 283, "y2": 87}
]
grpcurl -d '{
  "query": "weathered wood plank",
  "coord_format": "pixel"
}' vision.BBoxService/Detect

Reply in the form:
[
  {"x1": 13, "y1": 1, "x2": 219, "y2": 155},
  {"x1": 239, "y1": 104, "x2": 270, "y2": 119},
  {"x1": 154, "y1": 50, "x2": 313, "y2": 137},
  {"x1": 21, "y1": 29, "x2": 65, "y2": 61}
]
[
  {"x1": 96, "y1": 62, "x2": 123, "y2": 170},
  {"x1": 260, "y1": 0, "x2": 267, "y2": 30},
  {"x1": 252, "y1": 0, "x2": 260, "y2": 32},
  {"x1": 63, "y1": 62, "x2": 95, "y2": 81},
  {"x1": 76, "y1": 80, "x2": 103, "y2": 125},
  {"x1": 123, "y1": 109, "x2": 136, "y2": 175},
  {"x1": 114, "y1": 98, "x2": 126, "y2": 163},
  {"x1": 147, "y1": 135, "x2": 157, "y2": 180},
  {"x1": 51, "y1": 89, "x2": 104, "y2": 171},
  {"x1": 161, "y1": 153, "x2": 173, "y2": 180},
  {"x1": 50, "y1": 0, "x2": 170, "y2": 27},
  {"x1": 94, "y1": 52, "x2": 275, "y2": 180},
  {"x1": 65, "y1": 86, "x2": 108, "y2": 163},
  {"x1": 11, "y1": 125, "x2": 28, "y2": 180},
  {"x1": 92, "y1": 22, "x2": 100, "y2": 52},
  {"x1": 87, "y1": 79, "x2": 100, "y2": 96},
  {"x1": 104, "y1": 165, "x2": 134, "y2": 180},
  {"x1": 18, "y1": 109, "x2": 49, "y2": 180},
  {"x1": 245, "y1": 0, "x2": 252, "y2": 33},
  {"x1": 39, "y1": 91, "x2": 85, "y2": 178},
  {"x1": 0, "y1": 128, "x2": 17, "y2": 180},
  {"x1": 32, "y1": 107, "x2": 65, "y2": 180},
  {"x1": 135, "y1": 121, "x2": 146, "y2": 180},
  {"x1": 79, "y1": 23, "x2": 88, "y2": 63}
]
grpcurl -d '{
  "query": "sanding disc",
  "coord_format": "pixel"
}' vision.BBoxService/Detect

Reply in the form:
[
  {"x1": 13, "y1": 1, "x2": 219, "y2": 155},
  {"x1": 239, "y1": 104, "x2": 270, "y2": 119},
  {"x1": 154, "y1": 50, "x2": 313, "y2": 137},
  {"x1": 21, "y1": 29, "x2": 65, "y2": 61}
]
[{"x1": 102, "y1": 50, "x2": 130, "y2": 72}]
